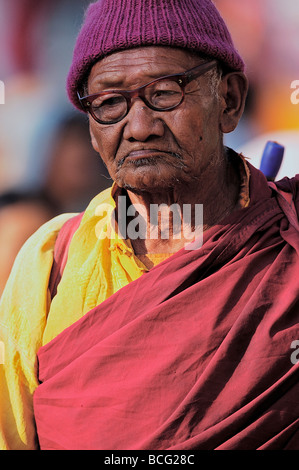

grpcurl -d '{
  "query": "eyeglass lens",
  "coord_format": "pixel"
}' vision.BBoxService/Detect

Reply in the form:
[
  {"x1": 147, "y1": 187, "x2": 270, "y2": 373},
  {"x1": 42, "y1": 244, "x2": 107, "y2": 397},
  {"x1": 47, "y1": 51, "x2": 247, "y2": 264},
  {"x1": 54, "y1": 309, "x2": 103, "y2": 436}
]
[{"x1": 90, "y1": 78, "x2": 183, "y2": 124}]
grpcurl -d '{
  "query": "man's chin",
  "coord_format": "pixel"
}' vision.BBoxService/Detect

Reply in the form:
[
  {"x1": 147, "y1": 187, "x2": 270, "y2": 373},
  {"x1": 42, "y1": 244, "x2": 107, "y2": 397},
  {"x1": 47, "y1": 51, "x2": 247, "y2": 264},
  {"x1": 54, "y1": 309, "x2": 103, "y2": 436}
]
[
  {"x1": 114, "y1": 159, "x2": 188, "y2": 193},
  {"x1": 118, "y1": 177, "x2": 182, "y2": 195}
]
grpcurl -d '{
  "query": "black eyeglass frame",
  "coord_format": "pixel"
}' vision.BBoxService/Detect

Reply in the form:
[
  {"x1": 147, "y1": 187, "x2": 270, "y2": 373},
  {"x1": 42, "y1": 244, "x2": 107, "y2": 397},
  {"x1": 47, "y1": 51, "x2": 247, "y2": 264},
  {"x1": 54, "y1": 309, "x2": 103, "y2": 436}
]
[{"x1": 77, "y1": 60, "x2": 218, "y2": 125}]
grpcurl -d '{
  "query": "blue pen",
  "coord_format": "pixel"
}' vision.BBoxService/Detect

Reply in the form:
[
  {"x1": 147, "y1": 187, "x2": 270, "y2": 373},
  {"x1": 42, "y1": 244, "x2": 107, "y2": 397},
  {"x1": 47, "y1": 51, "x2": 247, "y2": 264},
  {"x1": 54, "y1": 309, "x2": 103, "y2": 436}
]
[{"x1": 259, "y1": 141, "x2": 284, "y2": 181}]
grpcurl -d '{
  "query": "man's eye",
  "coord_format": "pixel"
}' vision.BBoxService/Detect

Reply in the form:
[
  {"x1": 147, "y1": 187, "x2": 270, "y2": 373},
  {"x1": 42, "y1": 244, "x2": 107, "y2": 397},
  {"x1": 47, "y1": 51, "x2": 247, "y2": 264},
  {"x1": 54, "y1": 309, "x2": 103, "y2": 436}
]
[
  {"x1": 102, "y1": 96, "x2": 124, "y2": 107},
  {"x1": 155, "y1": 89, "x2": 177, "y2": 96},
  {"x1": 92, "y1": 94, "x2": 124, "y2": 108}
]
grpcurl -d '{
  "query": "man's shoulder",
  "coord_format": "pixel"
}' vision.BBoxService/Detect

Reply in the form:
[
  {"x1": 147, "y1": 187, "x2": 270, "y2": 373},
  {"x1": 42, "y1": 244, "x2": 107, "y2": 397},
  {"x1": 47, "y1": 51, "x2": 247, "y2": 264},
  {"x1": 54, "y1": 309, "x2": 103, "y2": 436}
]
[
  {"x1": 275, "y1": 174, "x2": 299, "y2": 196},
  {"x1": 20, "y1": 213, "x2": 78, "y2": 256},
  {"x1": 82, "y1": 186, "x2": 115, "y2": 219},
  {"x1": 0, "y1": 213, "x2": 75, "y2": 303}
]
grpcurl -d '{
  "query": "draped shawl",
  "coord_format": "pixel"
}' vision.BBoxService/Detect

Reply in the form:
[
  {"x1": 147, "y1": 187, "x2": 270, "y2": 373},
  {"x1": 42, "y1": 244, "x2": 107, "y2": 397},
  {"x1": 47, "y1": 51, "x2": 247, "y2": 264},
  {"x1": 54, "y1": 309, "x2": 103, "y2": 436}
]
[{"x1": 33, "y1": 165, "x2": 299, "y2": 450}]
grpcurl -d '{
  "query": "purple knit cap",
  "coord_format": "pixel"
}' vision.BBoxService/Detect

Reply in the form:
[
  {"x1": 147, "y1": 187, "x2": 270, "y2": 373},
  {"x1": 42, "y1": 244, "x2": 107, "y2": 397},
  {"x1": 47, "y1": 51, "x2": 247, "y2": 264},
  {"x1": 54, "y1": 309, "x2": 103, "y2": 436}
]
[{"x1": 67, "y1": 0, "x2": 245, "y2": 110}]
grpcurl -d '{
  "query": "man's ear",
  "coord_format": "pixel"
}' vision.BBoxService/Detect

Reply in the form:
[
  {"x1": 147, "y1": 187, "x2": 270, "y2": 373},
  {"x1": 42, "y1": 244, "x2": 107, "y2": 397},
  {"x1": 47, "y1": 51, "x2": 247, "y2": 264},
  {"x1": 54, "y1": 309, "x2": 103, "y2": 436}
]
[
  {"x1": 89, "y1": 121, "x2": 100, "y2": 153},
  {"x1": 219, "y1": 72, "x2": 249, "y2": 134}
]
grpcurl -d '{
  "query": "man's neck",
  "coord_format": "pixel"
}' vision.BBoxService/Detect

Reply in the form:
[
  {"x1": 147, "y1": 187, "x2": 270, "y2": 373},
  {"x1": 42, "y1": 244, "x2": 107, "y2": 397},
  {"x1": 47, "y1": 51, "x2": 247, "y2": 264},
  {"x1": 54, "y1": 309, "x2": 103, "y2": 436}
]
[{"x1": 120, "y1": 149, "x2": 241, "y2": 254}]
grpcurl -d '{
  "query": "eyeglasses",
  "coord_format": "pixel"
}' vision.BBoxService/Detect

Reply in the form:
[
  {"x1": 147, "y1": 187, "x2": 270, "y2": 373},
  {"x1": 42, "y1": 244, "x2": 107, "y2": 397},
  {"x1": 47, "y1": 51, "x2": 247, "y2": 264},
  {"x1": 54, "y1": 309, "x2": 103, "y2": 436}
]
[{"x1": 77, "y1": 60, "x2": 217, "y2": 125}]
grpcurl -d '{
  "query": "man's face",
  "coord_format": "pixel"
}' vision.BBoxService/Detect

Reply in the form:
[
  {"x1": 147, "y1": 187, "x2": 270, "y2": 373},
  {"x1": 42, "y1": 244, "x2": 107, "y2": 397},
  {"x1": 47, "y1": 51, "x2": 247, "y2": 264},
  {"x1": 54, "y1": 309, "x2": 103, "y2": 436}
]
[{"x1": 88, "y1": 46, "x2": 224, "y2": 193}]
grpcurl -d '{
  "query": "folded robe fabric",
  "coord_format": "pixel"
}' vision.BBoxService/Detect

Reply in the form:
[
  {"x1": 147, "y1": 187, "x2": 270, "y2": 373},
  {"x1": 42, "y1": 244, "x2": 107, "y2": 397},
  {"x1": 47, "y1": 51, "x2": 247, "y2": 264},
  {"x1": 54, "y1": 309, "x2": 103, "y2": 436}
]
[{"x1": 33, "y1": 166, "x2": 299, "y2": 450}]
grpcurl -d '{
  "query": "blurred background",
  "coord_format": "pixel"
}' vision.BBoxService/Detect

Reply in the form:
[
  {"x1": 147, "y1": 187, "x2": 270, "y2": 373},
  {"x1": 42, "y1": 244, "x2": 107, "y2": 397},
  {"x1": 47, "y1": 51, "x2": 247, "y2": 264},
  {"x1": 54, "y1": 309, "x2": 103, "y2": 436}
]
[
  {"x1": 214, "y1": 0, "x2": 299, "y2": 177},
  {"x1": 0, "y1": 0, "x2": 298, "y2": 294}
]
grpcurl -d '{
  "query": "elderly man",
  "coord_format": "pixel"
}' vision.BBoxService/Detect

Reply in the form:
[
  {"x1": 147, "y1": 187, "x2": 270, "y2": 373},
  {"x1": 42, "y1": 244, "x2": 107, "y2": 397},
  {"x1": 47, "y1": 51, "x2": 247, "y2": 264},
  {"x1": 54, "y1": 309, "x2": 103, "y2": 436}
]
[{"x1": 0, "y1": 0, "x2": 298, "y2": 451}]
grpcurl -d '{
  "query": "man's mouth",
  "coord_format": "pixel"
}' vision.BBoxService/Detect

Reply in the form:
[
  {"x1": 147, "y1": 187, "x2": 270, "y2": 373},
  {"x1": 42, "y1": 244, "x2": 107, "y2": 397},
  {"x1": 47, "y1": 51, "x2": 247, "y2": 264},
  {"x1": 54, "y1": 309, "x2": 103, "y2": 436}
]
[
  {"x1": 117, "y1": 149, "x2": 183, "y2": 168},
  {"x1": 127, "y1": 149, "x2": 169, "y2": 160}
]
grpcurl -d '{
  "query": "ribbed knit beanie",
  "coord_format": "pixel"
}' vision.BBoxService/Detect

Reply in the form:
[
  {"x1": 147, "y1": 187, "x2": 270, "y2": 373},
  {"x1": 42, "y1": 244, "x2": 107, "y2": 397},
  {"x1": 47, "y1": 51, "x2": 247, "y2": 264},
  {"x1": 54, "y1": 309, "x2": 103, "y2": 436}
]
[{"x1": 67, "y1": 0, "x2": 245, "y2": 110}]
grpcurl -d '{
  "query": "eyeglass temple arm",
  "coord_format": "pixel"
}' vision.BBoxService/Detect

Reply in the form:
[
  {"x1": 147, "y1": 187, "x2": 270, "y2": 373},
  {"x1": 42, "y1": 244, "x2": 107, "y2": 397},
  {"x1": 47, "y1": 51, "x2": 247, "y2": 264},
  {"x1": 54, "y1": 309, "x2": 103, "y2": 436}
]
[{"x1": 185, "y1": 60, "x2": 218, "y2": 82}]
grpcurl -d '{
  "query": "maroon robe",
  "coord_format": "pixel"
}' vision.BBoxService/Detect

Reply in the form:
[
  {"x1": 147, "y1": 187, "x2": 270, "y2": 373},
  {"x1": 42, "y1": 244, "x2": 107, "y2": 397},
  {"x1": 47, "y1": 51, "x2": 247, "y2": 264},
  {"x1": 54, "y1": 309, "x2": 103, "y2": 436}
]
[{"x1": 33, "y1": 164, "x2": 299, "y2": 450}]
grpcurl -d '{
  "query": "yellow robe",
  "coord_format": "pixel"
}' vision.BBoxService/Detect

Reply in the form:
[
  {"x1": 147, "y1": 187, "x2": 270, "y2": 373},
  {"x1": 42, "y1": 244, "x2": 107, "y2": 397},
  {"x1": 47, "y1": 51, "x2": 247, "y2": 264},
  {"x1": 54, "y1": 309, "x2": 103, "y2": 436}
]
[{"x1": 0, "y1": 186, "x2": 169, "y2": 449}]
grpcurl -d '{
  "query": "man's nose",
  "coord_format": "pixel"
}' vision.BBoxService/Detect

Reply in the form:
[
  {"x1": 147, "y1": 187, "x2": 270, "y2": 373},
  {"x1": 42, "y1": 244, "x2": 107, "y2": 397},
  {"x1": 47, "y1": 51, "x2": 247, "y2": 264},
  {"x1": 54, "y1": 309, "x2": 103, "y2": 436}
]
[{"x1": 122, "y1": 99, "x2": 165, "y2": 141}]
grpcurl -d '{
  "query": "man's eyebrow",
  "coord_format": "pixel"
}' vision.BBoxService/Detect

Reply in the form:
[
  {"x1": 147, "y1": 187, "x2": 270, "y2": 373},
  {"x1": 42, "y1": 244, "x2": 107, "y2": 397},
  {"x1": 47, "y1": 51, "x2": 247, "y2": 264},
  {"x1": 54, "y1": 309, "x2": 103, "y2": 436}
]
[
  {"x1": 89, "y1": 70, "x2": 178, "y2": 90},
  {"x1": 94, "y1": 75, "x2": 126, "y2": 88},
  {"x1": 88, "y1": 77, "x2": 122, "y2": 91}
]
